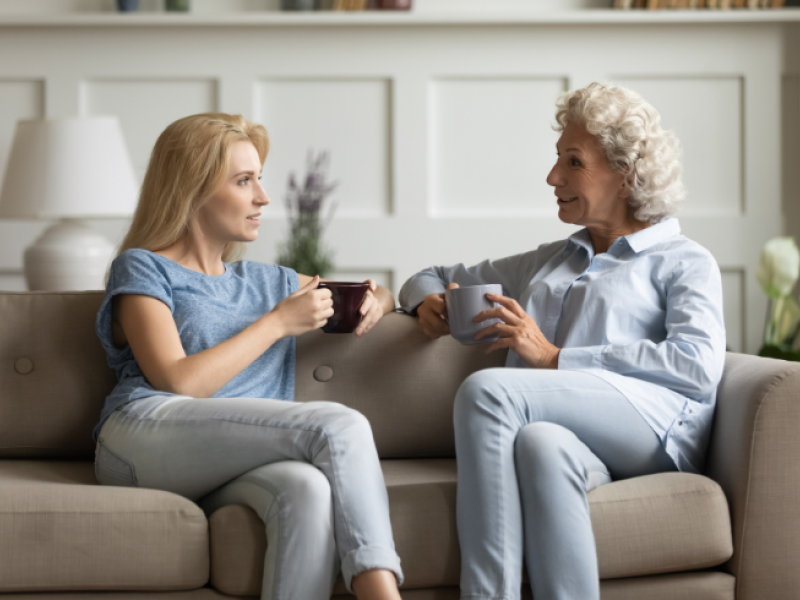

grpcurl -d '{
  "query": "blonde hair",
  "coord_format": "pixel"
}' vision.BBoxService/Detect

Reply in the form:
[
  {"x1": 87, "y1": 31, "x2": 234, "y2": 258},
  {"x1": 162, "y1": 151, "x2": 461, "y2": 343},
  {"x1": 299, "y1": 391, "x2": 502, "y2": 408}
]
[
  {"x1": 554, "y1": 82, "x2": 685, "y2": 223},
  {"x1": 117, "y1": 113, "x2": 269, "y2": 262}
]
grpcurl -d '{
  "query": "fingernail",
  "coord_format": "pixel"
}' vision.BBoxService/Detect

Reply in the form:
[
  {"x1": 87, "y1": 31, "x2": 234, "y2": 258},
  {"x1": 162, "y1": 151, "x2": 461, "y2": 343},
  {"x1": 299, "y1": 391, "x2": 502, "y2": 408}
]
[{"x1": 356, "y1": 327, "x2": 363, "y2": 335}]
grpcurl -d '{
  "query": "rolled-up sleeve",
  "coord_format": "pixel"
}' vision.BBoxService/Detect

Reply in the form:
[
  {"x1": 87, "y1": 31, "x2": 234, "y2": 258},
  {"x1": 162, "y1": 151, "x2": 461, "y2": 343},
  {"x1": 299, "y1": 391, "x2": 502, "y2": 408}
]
[
  {"x1": 558, "y1": 253, "x2": 726, "y2": 400},
  {"x1": 398, "y1": 253, "x2": 534, "y2": 315}
]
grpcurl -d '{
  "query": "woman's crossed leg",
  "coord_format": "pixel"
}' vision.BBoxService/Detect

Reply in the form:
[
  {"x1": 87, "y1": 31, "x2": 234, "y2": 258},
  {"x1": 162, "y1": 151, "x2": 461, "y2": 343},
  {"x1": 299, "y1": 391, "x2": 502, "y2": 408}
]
[
  {"x1": 454, "y1": 368, "x2": 676, "y2": 600},
  {"x1": 95, "y1": 395, "x2": 403, "y2": 599}
]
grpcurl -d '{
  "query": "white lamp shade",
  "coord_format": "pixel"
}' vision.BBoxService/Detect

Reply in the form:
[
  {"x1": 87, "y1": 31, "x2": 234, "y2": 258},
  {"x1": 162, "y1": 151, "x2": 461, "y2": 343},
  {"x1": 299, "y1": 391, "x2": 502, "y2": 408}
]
[{"x1": 0, "y1": 117, "x2": 138, "y2": 219}]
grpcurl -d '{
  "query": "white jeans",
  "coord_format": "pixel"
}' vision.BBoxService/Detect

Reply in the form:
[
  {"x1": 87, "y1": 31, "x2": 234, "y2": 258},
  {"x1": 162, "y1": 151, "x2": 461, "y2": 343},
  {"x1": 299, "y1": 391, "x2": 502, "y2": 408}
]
[{"x1": 95, "y1": 395, "x2": 403, "y2": 600}]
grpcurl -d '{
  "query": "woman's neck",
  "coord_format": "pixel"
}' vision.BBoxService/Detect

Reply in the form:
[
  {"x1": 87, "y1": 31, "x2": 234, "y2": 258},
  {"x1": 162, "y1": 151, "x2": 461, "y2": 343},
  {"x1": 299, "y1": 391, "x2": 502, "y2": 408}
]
[
  {"x1": 587, "y1": 216, "x2": 651, "y2": 255},
  {"x1": 155, "y1": 235, "x2": 227, "y2": 276}
]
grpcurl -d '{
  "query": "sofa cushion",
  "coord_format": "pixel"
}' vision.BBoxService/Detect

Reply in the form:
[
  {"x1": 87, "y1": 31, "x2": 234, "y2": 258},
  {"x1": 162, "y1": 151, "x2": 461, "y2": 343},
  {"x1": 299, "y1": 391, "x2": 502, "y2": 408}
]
[
  {"x1": 591, "y1": 472, "x2": 733, "y2": 578},
  {"x1": 0, "y1": 292, "x2": 115, "y2": 459},
  {"x1": 329, "y1": 572, "x2": 736, "y2": 600},
  {"x1": 0, "y1": 460, "x2": 209, "y2": 592},
  {"x1": 208, "y1": 460, "x2": 733, "y2": 595},
  {"x1": 295, "y1": 314, "x2": 507, "y2": 459},
  {"x1": 0, "y1": 294, "x2": 506, "y2": 461}
]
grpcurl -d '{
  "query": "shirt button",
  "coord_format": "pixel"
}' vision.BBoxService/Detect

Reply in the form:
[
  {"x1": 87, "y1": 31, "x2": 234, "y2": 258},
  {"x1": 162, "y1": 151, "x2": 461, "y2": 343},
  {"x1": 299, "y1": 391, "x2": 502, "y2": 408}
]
[{"x1": 679, "y1": 421, "x2": 683, "y2": 426}]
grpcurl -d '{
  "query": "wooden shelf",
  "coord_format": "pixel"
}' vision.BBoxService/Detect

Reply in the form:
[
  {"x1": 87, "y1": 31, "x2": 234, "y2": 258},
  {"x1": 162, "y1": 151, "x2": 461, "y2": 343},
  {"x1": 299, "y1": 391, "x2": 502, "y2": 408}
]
[{"x1": 0, "y1": 8, "x2": 799, "y2": 27}]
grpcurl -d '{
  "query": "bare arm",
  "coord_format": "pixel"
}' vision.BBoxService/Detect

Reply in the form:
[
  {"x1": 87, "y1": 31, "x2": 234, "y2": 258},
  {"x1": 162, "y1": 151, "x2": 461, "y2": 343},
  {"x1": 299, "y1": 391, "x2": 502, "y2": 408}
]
[{"x1": 116, "y1": 276, "x2": 333, "y2": 398}]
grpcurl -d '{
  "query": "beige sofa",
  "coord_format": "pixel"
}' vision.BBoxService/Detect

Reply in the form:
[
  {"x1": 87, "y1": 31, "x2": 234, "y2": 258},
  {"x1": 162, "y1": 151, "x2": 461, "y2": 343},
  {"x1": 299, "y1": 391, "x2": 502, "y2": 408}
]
[{"x1": 1, "y1": 291, "x2": 799, "y2": 600}]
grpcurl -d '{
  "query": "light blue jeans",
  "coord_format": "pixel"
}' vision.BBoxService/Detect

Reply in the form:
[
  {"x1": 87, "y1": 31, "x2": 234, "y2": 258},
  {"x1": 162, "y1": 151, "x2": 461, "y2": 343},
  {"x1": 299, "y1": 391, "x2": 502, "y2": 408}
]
[
  {"x1": 95, "y1": 395, "x2": 404, "y2": 600},
  {"x1": 454, "y1": 368, "x2": 678, "y2": 600}
]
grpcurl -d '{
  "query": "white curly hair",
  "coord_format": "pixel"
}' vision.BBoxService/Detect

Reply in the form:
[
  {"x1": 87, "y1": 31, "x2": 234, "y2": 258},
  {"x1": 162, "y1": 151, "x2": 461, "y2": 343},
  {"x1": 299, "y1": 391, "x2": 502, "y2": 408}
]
[{"x1": 554, "y1": 82, "x2": 685, "y2": 223}]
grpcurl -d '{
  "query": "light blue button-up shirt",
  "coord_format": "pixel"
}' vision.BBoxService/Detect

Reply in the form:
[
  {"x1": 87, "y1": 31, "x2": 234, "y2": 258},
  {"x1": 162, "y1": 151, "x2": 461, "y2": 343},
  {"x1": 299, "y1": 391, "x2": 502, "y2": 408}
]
[{"x1": 398, "y1": 218, "x2": 726, "y2": 473}]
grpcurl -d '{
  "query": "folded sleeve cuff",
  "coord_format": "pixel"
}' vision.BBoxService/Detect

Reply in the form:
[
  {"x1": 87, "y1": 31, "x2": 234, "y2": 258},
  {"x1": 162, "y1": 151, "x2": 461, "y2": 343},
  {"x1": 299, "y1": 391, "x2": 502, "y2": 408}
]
[
  {"x1": 397, "y1": 301, "x2": 423, "y2": 316},
  {"x1": 558, "y1": 346, "x2": 604, "y2": 370},
  {"x1": 398, "y1": 278, "x2": 447, "y2": 315}
]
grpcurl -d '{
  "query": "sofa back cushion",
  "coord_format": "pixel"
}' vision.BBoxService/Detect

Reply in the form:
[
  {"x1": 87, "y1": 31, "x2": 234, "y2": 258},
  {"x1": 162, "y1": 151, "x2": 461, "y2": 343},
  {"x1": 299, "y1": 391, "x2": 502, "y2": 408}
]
[
  {"x1": 0, "y1": 292, "x2": 505, "y2": 459},
  {"x1": 0, "y1": 292, "x2": 114, "y2": 458},
  {"x1": 295, "y1": 312, "x2": 507, "y2": 458}
]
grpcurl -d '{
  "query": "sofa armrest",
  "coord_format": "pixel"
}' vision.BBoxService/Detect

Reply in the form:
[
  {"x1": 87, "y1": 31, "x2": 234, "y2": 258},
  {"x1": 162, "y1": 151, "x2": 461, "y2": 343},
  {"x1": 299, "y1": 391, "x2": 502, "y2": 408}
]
[{"x1": 704, "y1": 352, "x2": 800, "y2": 600}]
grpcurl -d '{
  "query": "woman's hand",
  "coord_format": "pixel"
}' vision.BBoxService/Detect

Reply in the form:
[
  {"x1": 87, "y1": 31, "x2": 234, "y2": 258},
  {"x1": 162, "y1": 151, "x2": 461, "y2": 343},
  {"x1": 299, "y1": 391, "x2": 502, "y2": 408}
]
[
  {"x1": 417, "y1": 283, "x2": 459, "y2": 339},
  {"x1": 270, "y1": 275, "x2": 334, "y2": 338},
  {"x1": 474, "y1": 293, "x2": 561, "y2": 369},
  {"x1": 356, "y1": 279, "x2": 383, "y2": 337}
]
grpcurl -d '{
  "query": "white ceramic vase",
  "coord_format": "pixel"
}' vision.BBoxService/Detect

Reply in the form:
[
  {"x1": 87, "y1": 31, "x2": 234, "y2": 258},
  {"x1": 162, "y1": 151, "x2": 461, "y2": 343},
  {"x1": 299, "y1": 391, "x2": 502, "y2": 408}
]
[{"x1": 24, "y1": 219, "x2": 114, "y2": 291}]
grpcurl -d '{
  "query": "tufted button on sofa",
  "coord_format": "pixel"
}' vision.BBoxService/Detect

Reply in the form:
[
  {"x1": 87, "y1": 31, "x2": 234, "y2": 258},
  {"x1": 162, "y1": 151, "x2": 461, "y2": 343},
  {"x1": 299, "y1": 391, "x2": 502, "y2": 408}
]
[{"x1": 0, "y1": 291, "x2": 799, "y2": 600}]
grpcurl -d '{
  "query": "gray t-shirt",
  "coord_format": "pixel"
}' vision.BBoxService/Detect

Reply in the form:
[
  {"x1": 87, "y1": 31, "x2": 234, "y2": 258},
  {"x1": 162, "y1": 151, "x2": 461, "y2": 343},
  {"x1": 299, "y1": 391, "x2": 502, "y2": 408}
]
[{"x1": 94, "y1": 248, "x2": 299, "y2": 440}]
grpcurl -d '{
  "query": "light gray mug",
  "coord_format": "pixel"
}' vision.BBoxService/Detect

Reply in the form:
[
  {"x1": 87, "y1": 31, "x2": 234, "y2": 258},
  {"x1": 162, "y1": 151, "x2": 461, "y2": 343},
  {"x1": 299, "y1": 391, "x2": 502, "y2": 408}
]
[{"x1": 445, "y1": 284, "x2": 502, "y2": 345}]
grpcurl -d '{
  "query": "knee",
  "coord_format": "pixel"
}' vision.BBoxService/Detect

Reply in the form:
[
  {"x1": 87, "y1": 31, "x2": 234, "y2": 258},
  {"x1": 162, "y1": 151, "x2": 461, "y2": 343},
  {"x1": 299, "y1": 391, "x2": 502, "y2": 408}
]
[
  {"x1": 321, "y1": 403, "x2": 374, "y2": 443},
  {"x1": 275, "y1": 462, "x2": 332, "y2": 512},
  {"x1": 454, "y1": 368, "x2": 510, "y2": 428},
  {"x1": 224, "y1": 461, "x2": 334, "y2": 526},
  {"x1": 514, "y1": 422, "x2": 579, "y2": 475}
]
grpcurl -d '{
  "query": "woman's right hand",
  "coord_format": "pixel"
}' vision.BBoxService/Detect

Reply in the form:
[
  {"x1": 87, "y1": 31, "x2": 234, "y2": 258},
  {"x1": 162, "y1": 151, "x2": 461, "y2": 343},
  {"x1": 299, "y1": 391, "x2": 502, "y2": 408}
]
[
  {"x1": 418, "y1": 282, "x2": 459, "y2": 339},
  {"x1": 270, "y1": 275, "x2": 334, "y2": 337}
]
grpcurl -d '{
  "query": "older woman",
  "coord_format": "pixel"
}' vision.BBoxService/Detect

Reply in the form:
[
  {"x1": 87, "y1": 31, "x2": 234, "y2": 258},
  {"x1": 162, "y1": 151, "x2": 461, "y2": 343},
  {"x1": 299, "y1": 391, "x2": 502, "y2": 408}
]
[{"x1": 399, "y1": 83, "x2": 726, "y2": 600}]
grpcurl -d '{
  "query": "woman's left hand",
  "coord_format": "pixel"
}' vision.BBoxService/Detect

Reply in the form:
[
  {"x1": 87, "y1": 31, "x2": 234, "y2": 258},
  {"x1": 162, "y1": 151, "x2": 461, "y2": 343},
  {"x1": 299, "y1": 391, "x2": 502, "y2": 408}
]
[
  {"x1": 474, "y1": 293, "x2": 561, "y2": 369},
  {"x1": 356, "y1": 279, "x2": 383, "y2": 337}
]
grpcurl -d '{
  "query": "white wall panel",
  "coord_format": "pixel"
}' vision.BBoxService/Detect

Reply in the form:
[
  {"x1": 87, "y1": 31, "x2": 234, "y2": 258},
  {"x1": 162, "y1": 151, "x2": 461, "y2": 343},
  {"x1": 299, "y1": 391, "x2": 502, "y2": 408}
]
[
  {"x1": 612, "y1": 76, "x2": 743, "y2": 216},
  {"x1": 0, "y1": 272, "x2": 25, "y2": 291},
  {"x1": 81, "y1": 79, "x2": 218, "y2": 179},
  {"x1": 430, "y1": 78, "x2": 566, "y2": 217},
  {"x1": 0, "y1": 80, "x2": 43, "y2": 193},
  {"x1": 0, "y1": 80, "x2": 45, "y2": 273},
  {"x1": 721, "y1": 268, "x2": 745, "y2": 353},
  {"x1": 256, "y1": 79, "x2": 392, "y2": 218}
]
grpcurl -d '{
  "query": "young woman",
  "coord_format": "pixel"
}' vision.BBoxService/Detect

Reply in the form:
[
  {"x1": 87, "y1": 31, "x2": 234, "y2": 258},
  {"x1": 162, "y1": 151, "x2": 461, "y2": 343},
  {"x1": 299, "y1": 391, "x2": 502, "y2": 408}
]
[{"x1": 93, "y1": 113, "x2": 403, "y2": 600}]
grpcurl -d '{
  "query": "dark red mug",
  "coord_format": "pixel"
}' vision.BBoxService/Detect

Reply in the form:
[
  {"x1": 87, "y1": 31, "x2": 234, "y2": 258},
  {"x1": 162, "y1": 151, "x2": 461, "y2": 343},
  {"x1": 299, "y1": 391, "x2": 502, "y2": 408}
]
[{"x1": 317, "y1": 281, "x2": 370, "y2": 334}]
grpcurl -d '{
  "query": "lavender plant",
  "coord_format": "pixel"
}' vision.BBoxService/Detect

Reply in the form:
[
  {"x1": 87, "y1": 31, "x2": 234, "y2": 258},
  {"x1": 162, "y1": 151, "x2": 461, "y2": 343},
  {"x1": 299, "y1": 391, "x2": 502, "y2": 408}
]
[{"x1": 276, "y1": 151, "x2": 338, "y2": 277}]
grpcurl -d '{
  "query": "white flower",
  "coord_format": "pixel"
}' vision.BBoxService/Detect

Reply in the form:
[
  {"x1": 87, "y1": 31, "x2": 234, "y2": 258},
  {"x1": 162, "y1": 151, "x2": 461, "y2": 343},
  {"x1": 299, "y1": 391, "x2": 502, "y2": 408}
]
[{"x1": 757, "y1": 237, "x2": 800, "y2": 298}]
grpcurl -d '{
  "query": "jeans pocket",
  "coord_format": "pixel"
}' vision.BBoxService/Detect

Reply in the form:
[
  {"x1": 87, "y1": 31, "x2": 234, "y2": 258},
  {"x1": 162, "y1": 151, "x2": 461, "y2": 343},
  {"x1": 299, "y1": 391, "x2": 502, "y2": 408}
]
[{"x1": 95, "y1": 437, "x2": 138, "y2": 487}]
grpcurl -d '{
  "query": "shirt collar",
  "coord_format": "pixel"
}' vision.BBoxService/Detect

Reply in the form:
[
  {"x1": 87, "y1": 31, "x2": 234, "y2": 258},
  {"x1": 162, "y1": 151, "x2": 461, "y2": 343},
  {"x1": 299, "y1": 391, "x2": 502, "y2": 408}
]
[
  {"x1": 567, "y1": 228, "x2": 595, "y2": 255},
  {"x1": 567, "y1": 218, "x2": 681, "y2": 256},
  {"x1": 624, "y1": 218, "x2": 681, "y2": 254}
]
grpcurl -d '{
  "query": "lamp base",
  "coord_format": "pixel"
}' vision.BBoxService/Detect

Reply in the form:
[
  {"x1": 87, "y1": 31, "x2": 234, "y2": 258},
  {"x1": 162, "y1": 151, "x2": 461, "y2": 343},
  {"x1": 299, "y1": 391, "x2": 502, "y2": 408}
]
[{"x1": 24, "y1": 219, "x2": 115, "y2": 291}]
